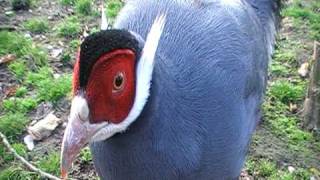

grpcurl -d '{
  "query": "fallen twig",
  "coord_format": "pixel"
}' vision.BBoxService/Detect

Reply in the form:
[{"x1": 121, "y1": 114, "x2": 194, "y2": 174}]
[{"x1": 0, "y1": 131, "x2": 61, "y2": 180}]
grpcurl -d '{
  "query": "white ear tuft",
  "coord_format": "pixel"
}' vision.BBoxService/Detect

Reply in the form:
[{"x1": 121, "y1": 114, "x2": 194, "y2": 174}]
[
  {"x1": 133, "y1": 13, "x2": 166, "y2": 112},
  {"x1": 141, "y1": 13, "x2": 167, "y2": 66},
  {"x1": 101, "y1": 4, "x2": 109, "y2": 30},
  {"x1": 130, "y1": 13, "x2": 166, "y2": 126}
]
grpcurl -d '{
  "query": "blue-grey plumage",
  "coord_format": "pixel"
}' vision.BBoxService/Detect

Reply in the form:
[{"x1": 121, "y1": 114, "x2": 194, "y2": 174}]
[{"x1": 90, "y1": 0, "x2": 279, "y2": 179}]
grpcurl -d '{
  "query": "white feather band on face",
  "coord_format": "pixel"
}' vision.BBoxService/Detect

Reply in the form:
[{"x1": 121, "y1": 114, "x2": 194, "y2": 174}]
[{"x1": 92, "y1": 14, "x2": 167, "y2": 142}]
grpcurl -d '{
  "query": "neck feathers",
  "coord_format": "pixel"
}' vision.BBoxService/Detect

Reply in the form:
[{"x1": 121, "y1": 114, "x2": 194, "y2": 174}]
[{"x1": 245, "y1": 0, "x2": 281, "y2": 55}]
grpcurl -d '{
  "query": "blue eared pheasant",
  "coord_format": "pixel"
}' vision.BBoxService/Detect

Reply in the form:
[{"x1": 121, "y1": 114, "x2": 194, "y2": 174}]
[{"x1": 61, "y1": 0, "x2": 280, "y2": 179}]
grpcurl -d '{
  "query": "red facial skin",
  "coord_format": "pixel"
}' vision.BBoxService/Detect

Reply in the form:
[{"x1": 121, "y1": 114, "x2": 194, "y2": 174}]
[{"x1": 72, "y1": 49, "x2": 136, "y2": 124}]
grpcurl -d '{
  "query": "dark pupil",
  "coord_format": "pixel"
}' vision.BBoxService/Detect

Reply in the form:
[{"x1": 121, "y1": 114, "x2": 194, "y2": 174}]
[{"x1": 115, "y1": 75, "x2": 123, "y2": 87}]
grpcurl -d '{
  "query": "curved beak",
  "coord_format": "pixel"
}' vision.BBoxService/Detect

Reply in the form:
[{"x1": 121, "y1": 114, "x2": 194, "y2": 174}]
[{"x1": 60, "y1": 114, "x2": 107, "y2": 179}]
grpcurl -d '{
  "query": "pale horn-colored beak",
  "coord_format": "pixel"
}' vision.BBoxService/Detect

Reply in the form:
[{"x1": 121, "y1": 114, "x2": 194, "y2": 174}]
[{"x1": 60, "y1": 96, "x2": 107, "y2": 179}]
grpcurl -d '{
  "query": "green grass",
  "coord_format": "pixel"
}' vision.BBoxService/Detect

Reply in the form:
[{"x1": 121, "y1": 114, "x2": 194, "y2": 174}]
[
  {"x1": 245, "y1": 158, "x2": 312, "y2": 180},
  {"x1": 70, "y1": 39, "x2": 80, "y2": 50},
  {"x1": 0, "y1": 31, "x2": 48, "y2": 67},
  {"x1": 0, "y1": 143, "x2": 27, "y2": 166},
  {"x1": 24, "y1": 18, "x2": 49, "y2": 33},
  {"x1": 0, "y1": 113, "x2": 28, "y2": 140},
  {"x1": 61, "y1": 51, "x2": 72, "y2": 64},
  {"x1": 26, "y1": 67, "x2": 72, "y2": 102},
  {"x1": 245, "y1": 158, "x2": 277, "y2": 178},
  {"x1": 263, "y1": 77, "x2": 314, "y2": 150},
  {"x1": 15, "y1": 86, "x2": 28, "y2": 97},
  {"x1": 282, "y1": 0, "x2": 320, "y2": 40},
  {"x1": 268, "y1": 80, "x2": 305, "y2": 104},
  {"x1": 57, "y1": 16, "x2": 81, "y2": 38},
  {"x1": 255, "y1": 159, "x2": 277, "y2": 177},
  {"x1": 0, "y1": 31, "x2": 71, "y2": 103},
  {"x1": 0, "y1": 153, "x2": 61, "y2": 180},
  {"x1": 60, "y1": 39, "x2": 80, "y2": 64},
  {"x1": 0, "y1": 166, "x2": 37, "y2": 180},
  {"x1": 59, "y1": 39, "x2": 80, "y2": 64},
  {"x1": 12, "y1": 143, "x2": 28, "y2": 157},
  {"x1": 248, "y1": 1, "x2": 320, "y2": 178},
  {"x1": 0, "y1": 31, "x2": 30, "y2": 56},
  {"x1": 59, "y1": 0, "x2": 76, "y2": 6},
  {"x1": 8, "y1": 60, "x2": 27, "y2": 79},
  {"x1": 0, "y1": 30, "x2": 71, "y2": 176},
  {"x1": 262, "y1": 97, "x2": 315, "y2": 154},
  {"x1": 36, "y1": 152, "x2": 60, "y2": 176},
  {"x1": 2, "y1": 97, "x2": 37, "y2": 114},
  {"x1": 270, "y1": 61, "x2": 291, "y2": 77},
  {"x1": 9, "y1": 60, "x2": 72, "y2": 102},
  {"x1": 80, "y1": 147, "x2": 92, "y2": 163},
  {"x1": 0, "y1": 1, "x2": 82, "y2": 178},
  {"x1": 106, "y1": 0, "x2": 123, "y2": 19},
  {"x1": 75, "y1": 0, "x2": 92, "y2": 15},
  {"x1": 273, "y1": 50, "x2": 296, "y2": 64},
  {"x1": 36, "y1": 74, "x2": 72, "y2": 102}
]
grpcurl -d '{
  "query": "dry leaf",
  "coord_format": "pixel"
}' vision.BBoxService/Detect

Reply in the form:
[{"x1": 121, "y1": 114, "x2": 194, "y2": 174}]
[
  {"x1": 0, "y1": 54, "x2": 16, "y2": 64},
  {"x1": 289, "y1": 103, "x2": 298, "y2": 113},
  {"x1": 288, "y1": 166, "x2": 295, "y2": 173},
  {"x1": 27, "y1": 112, "x2": 62, "y2": 141},
  {"x1": 4, "y1": 85, "x2": 18, "y2": 97},
  {"x1": 23, "y1": 135, "x2": 35, "y2": 150}
]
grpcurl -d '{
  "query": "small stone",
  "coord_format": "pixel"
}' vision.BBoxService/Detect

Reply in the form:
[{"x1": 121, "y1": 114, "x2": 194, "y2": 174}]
[
  {"x1": 28, "y1": 9, "x2": 33, "y2": 13},
  {"x1": 53, "y1": 12, "x2": 60, "y2": 17},
  {"x1": 23, "y1": 135, "x2": 35, "y2": 151},
  {"x1": 5, "y1": 11, "x2": 14, "y2": 16},
  {"x1": 289, "y1": 103, "x2": 298, "y2": 113},
  {"x1": 48, "y1": 16, "x2": 53, "y2": 20},
  {"x1": 288, "y1": 166, "x2": 295, "y2": 173},
  {"x1": 24, "y1": 33, "x2": 32, "y2": 38},
  {"x1": 46, "y1": 44, "x2": 54, "y2": 50},
  {"x1": 58, "y1": 41, "x2": 64, "y2": 46},
  {"x1": 310, "y1": 176, "x2": 316, "y2": 180},
  {"x1": 67, "y1": 8, "x2": 74, "y2": 13},
  {"x1": 51, "y1": 48, "x2": 63, "y2": 58},
  {"x1": 54, "y1": 73, "x2": 61, "y2": 79},
  {"x1": 34, "y1": 34, "x2": 41, "y2": 39}
]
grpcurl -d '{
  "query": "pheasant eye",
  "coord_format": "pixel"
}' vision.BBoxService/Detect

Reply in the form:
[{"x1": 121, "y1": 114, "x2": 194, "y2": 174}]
[{"x1": 113, "y1": 72, "x2": 125, "y2": 91}]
